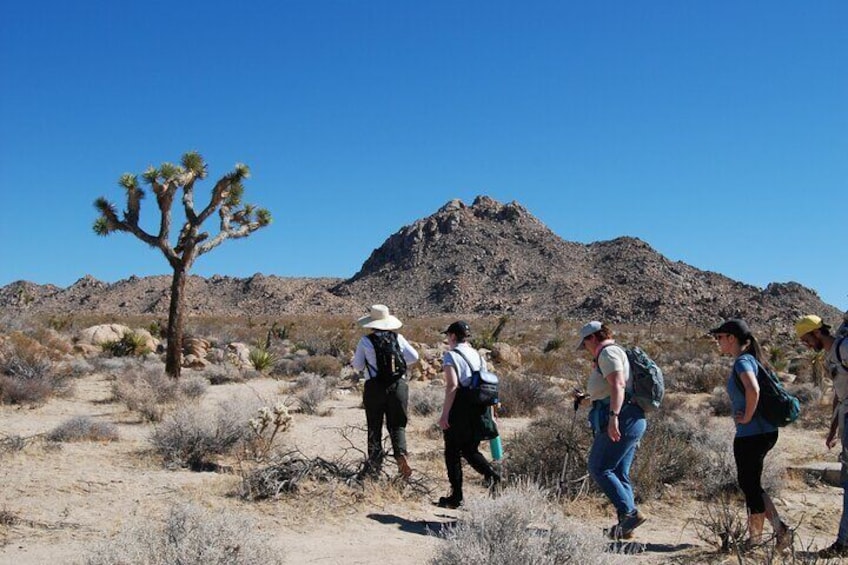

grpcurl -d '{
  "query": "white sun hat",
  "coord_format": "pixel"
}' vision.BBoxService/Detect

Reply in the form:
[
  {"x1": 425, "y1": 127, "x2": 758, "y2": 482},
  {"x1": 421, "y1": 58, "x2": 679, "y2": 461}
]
[{"x1": 357, "y1": 304, "x2": 402, "y2": 330}]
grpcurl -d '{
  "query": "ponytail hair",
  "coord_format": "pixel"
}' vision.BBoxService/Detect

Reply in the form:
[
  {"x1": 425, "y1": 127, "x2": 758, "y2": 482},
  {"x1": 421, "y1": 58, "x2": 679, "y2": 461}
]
[{"x1": 740, "y1": 334, "x2": 773, "y2": 372}]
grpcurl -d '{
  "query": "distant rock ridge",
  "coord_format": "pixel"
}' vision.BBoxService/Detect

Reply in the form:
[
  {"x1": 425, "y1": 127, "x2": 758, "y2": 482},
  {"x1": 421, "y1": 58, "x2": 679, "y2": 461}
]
[{"x1": 0, "y1": 196, "x2": 840, "y2": 332}]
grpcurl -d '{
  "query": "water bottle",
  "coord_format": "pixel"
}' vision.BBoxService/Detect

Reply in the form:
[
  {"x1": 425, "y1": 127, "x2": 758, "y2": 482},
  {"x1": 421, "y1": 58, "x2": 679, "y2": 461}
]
[{"x1": 489, "y1": 435, "x2": 503, "y2": 460}]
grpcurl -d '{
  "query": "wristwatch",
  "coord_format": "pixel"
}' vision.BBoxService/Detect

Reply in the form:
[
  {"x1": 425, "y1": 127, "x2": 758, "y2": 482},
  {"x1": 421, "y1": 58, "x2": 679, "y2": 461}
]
[{"x1": 609, "y1": 411, "x2": 619, "y2": 417}]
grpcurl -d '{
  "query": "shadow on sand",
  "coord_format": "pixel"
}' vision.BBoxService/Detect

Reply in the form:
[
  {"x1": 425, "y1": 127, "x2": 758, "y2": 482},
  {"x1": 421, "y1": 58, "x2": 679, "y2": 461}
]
[
  {"x1": 609, "y1": 540, "x2": 698, "y2": 555},
  {"x1": 367, "y1": 513, "x2": 456, "y2": 536}
]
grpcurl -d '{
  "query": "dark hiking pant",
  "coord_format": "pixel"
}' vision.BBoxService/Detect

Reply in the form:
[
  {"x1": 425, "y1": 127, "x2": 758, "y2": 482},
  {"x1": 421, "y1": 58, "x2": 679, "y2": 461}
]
[
  {"x1": 733, "y1": 431, "x2": 778, "y2": 514},
  {"x1": 363, "y1": 377, "x2": 409, "y2": 473},
  {"x1": 443, "y1": 430, "x2": 497, "y2": 500}
]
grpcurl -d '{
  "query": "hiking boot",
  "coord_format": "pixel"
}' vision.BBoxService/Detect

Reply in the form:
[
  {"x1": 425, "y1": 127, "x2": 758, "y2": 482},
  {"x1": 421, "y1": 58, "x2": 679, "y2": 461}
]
[
  {"x1": 396, "y1": 454, "x2": 412, "y2": 479},
  {"x1": 618, "y1": 510, "x2": 647, "y2": 538},
  {"x1": 775, "y1": 520, "x2": 792, "y2": 551},
  {"x1": 436, "y1": 495, "x2": 463, "y2": 509},
  {"x1": 604, "y1": 523, "x2": 634, "y2": 540},
  {"x1": 818, "y1": 540, "x2": 848, "y2": 558},
  {"x1": 482, "y1": 473, "x2": 501, "y2": 489}
]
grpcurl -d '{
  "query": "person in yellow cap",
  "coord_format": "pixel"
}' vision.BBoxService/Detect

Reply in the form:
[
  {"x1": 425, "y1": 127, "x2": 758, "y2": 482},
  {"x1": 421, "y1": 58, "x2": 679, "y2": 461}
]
[{"x1": 796, "y1": 314, "x2": 848, "y2": 558}]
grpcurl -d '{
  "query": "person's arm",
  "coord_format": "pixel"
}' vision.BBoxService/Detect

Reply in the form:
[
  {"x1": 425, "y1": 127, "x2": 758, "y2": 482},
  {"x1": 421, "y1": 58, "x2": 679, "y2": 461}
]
[
  {"x1": 827, "y1": 394, "x2": 840, "y2": 449},
  {"x1": 398, "y1": 334, "x2": 419, "y2": 365},
  {"x1": 352, "y1": 337, "x2": 367, "y2": 373},
  {"x1": 605, "y1": 371, "x2": 626, "y2": 441},
  {"x1": 735, "y1": 369, "x2": 760, "y2": 424},
  {"x1": 439, "y1": 362, "x2": 459, "y2": 430}
]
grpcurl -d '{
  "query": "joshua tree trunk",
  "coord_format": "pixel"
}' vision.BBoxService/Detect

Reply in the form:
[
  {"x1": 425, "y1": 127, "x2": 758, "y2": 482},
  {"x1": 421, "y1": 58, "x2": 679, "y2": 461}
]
[{"x1": 165, "y1": 265, "x2": 188, "y2": 379}]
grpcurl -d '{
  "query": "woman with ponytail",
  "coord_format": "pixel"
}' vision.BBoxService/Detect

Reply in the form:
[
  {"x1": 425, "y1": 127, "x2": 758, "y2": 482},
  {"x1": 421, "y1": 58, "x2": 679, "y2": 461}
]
[{"x1": 710, "y1": 318, "x2": 791, "y2": 550}]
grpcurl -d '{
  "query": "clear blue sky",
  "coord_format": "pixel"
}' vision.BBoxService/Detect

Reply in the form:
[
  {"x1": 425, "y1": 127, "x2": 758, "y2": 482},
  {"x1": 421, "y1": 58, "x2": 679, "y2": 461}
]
[{"x1": 1, "y1": 1, "x2": 845, "y2": 310}]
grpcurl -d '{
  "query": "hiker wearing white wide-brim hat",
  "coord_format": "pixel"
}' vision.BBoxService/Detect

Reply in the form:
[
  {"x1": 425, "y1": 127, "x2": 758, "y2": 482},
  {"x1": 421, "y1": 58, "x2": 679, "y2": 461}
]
[
  {"x1": 352, "y1": 305, "x2": 418, "y2": 480},
  {"x1": 357, "y1": 304, "x2": 403, "y2": 331},
  {"x1": 796, "y1": 314, "x2": 848, "y2": 558}
]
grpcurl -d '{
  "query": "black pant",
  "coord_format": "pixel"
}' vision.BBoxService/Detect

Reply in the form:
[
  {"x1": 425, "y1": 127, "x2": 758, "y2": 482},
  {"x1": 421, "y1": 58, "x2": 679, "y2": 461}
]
[
  {"x1": 363, "y1": 378, "x2": 409, "y2": 472},
  {"x1": 443, "y1": 429, "x2": 497, "y2": 499},
  {"x1": 733, "y1": 431, "x2": 778, "y2": 514}
]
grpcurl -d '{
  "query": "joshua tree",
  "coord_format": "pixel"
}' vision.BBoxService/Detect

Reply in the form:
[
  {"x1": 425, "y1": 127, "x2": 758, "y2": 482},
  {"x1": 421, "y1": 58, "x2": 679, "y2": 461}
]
[{"x1": 93, "y1": 151, "x2": 271, "y2": 378}]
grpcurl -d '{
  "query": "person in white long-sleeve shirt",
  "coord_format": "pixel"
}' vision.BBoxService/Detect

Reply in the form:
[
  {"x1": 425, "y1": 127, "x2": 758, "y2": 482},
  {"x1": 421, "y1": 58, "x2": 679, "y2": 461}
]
[{"x1": 352, "y1": 304, "x2": 419, "y2": 479}]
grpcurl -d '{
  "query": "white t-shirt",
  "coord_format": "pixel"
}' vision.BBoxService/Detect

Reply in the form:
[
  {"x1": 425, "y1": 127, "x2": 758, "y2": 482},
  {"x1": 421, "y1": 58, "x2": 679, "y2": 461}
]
[
  {"x1": 586, "y1": 343, "x2": 630, "y2": 401},
  {"x1": 443, "y1": 342, "x2": 485, "y2": 388}
]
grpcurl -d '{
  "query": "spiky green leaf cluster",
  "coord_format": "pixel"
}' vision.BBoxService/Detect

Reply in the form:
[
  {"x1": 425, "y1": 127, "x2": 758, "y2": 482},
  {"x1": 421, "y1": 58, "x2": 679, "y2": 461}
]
[
  {"x1": 256, "y1": 209, "x2": 272, "y2": 226},
  {"x1": 93, "y1": 217, "x2": 111, "y2": 236},
  {"x1": 181, "y1": 151, "x2": 207, "y2": 178}
]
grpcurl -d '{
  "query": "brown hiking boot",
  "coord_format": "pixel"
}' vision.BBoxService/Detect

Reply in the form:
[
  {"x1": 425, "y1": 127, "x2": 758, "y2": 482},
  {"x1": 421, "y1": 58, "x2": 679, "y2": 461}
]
[{"x1": 396, "y1": 454, "x2": 412, "y2": 479}]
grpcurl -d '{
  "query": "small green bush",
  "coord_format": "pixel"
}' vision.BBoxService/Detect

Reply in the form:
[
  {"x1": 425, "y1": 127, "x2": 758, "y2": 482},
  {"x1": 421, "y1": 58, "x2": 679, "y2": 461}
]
[
  {"x1": 248, "y1": 347, "x2": 275, "y2": 372},
  {"x1": 102, "y1": 331, "x2": 151, "y2": 357}
]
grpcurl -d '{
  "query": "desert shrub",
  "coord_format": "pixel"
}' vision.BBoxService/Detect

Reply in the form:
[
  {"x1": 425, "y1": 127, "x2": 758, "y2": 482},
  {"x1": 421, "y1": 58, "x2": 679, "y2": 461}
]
[
  {"x1": 497, "y1": 374, "x2": 562, "y2": 417},
  {"x1": 248, "y1": 347, "x2": 275, "y2": 372},
  {"x1": 31, "y1": 327, "x2": 73, "y2": 355},
  {"x1": 507, "y1": 411, "x2": 593, "y2": 499},
  {"x1": 543, "y1": 337, "x2": 565, "y2": 353},
  {"x1": 46, "y1": 416, "x2": 119, "y2": 442},
  {"x1": 633, "y1": 411, "x2": 702, "y2": 499},
  {"x1": 522, "y1": 350, "x2": 571, "y2": 377},
  {"x1": 178, "y1": 376, "x2": 209, "y2": 399},
  {"x1": 709, "y1": 386, "x2": 733, "y2": 416},
  {"x1": 0, "y1": 333, "x2": 71, "y2": 405},
  {"x1": 83, "y1": 503, "x2": 284, "y2": 565},
  {"x1": 111, "y1": 361, "x2": 179, "y2": 422},
  {"x1": 691, "y1": 417, "x2": 785, "y2": 500},
  {"x1": 667, "y1": 359, "x2": 726, "y2": 393},
  {"x1": 430, "y1": 482, "x2": 618, "y2": 565},
  {"x1": 302, "y1": 354, "x2": 343, "y2": 377},
  {"x1": 410, "y1": 385, "x2": 443, "y2": 416},
  {"x1": 0, "y1": 434, "x2": 27, "y2": 456},
  {"x1": 102, "y1": 330, "x2": 151, "y2": 357},
  {"x1": 293, "y1": 373, "x2": 334, "y2": 415},
  {"x1": 68, "y1": 358, "x2": 95, "y2": 378},
  {"x1": 788, "y1": 382, "x2": 822, "y2": 406},
  {"x1": 150, "y1": 399, "x2": 255, "y2": 470},
  {"x1": 199, "y1": 363, "x2": 246, "y2": 385},
  {"x1": 270, "y1": 357, "x2": 305, "y2": 377}
]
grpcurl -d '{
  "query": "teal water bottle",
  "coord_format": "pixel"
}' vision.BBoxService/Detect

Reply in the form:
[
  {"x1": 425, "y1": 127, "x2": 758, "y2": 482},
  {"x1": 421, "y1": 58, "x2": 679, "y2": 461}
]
[{"x1": 489, "y1": 436, "x2": 503, "y2": 460}]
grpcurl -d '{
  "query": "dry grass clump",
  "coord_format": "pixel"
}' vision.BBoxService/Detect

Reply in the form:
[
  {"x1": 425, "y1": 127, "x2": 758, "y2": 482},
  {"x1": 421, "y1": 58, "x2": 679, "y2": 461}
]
[
  {"x1": 497, "y1": 374, "x2": 563, "y2": 417},
  {"x1": 199, "y1": 363, "x2": 250, "y2": 385},
  {"x1": 178, "y1": 375, "x2": 209, "y2": 399},
  {"x1": 83, "y1": 503, "x2": 284, "y2": 565},
  {"x1": 0, "y1": 434, "x2": 27, "y2": 456},
  {"x1": 150, "y1": 398, "x2": 258, "y2": 470},
  {"x1": 46, "y1": 416, "x2": 119, "y2": 443},
  {"x1": 409, "y1": 385, "x2": 444, "y2": 416},
  {"x1": 292, "y1": 373, "x2": 335, "y2": 415},
  {"x1": 0, "y1": 332, "x2": 72, "y2": 405},
  {"x1": 430, "y1": 482, "x2": 619, "y2": 565},
  {"x1": 110, "y1": 360, "x2": 181, "y2": 422}
]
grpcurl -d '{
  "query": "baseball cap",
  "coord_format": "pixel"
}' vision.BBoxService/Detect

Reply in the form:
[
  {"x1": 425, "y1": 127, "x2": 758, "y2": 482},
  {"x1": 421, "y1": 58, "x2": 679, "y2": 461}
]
[
  {"x1": 709, "y1": 319, "x2": 752, "y2": 341},
  {"x1": 576, "y1": 321, "x2": 602, "y2": 350},
  {"x1": 442, "y1": 320, "x2": 471, "y2": 339}
]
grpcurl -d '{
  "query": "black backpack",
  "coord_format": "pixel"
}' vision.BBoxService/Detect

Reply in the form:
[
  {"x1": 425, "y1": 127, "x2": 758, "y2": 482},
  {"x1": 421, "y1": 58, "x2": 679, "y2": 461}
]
[
  {"x1": 451, "y1": 348, "x2": 500, "y2": 407},
  {"x1": 734, "y1": 358, "x2": 800, "y2": 427},
  {"x1": 365, "y1": 332, "x2": 407, "y2": 386}
]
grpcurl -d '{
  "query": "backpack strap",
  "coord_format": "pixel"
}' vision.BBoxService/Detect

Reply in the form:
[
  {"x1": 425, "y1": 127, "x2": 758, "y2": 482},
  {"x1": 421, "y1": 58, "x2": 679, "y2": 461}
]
[
  {"x1": 450, "y1": 347, "x2": 482, "y2": 389},
  {"x1": 363, "y1": 333, "x2": 379, "y2": 379}
]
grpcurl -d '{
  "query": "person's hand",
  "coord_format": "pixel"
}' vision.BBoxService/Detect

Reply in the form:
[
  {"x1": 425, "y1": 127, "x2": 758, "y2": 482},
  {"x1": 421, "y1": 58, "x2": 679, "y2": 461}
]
[
  {"x1": 734, "y1": 411, "x2": 752, "y2": 425},
  {"x1": 607, "y1": 417, "x2": 621, "y2": 442},
  {"x1": 827, "y1": 431, "x2": 838, "y2": 449},
  {"x1": 438, "y1": 414, "x2": 450, "y2": 430}
]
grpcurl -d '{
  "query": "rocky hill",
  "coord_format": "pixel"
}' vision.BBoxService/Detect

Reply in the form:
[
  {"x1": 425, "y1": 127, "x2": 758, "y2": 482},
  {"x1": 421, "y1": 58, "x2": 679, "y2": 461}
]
[{"x1": 0, "y1": 196, "x2": 840, "y2": 330}]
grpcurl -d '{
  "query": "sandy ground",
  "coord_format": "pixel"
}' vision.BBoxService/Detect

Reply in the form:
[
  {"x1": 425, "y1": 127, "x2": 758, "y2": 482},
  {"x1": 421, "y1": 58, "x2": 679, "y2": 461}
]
[{"x1": 1, "y1": 373, "x2": 844, "y2": 564}]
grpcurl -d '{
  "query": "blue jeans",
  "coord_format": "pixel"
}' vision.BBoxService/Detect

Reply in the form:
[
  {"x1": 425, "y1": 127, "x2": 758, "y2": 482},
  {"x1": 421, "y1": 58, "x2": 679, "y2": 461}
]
[{"x1": 588, "y1": 402, "x2": 647, "y2": 519}]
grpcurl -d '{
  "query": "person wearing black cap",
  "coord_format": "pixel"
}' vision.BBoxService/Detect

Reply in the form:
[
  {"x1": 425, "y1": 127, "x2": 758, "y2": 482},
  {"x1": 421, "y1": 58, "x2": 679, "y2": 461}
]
[
  {"x1": 436, "y1": 320, "x2": 500, "y2": 509},
  {"x1": 710, "y1": 318, "x2": 790, "y2": 550}
]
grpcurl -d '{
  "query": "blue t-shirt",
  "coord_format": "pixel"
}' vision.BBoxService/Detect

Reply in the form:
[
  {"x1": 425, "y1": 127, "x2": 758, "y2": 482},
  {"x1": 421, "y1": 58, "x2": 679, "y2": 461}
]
[{"x1": 726, "y1": 353, "x2": 778, "y2": 438}]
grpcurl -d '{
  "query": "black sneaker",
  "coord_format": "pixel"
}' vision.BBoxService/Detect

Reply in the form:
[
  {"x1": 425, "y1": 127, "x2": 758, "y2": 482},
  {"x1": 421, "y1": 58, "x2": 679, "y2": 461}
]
[
  {"x1": 818, "y1": 541, "x2": 848, "y2": 558},
  {"x1": 437, "y1": 495, "x2": 463, "y2": 509}
]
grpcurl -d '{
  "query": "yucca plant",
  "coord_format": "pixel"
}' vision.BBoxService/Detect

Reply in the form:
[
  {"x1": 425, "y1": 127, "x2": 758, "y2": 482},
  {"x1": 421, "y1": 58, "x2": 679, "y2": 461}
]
[{"x1": 248, "y1": 347, "x2": 275, "y2": 372}]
